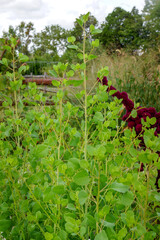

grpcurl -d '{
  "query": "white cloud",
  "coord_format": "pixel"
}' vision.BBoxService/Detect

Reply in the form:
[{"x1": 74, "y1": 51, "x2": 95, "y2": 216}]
[{"x1": 0, "y1": 0, "x2": 145, "y2": 35}]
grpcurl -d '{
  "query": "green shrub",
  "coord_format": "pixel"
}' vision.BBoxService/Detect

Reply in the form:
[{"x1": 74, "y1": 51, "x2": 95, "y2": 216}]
[{"x1": 0, "y1": 15, "x2": 160, "y2": 240}]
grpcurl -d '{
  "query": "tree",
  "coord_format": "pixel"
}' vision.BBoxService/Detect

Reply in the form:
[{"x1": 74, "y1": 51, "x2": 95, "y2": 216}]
[
  {"x1": 2, "y1": 22, "x2": 35, "y2": 56},
  {"x1": 100, "y1": 7, "x2": 143, "y2": 53},
  {"x1": 32, "y1": 25, "x2": 70, "y2": 61},
  {"x1": 142, "y1": 0, "x2": 160, "y2": 49}
]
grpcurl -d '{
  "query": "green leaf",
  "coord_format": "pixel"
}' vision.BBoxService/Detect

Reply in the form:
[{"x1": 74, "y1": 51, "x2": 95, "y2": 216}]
[
  {"x1": 136, "y1": 223, "x2": 147, "y2": 237},
  {"x1": 80, "y1": 63, "x2": 86, "y2": 70},
  {"x1": 52, "y1": 80, "x2": 60, "y2": 87},
  {"x1": 66, "y1": 70, "x2": 74, "y2": 77},
  {"x1": 131, "y1": 109, "x2": 137, "y2": 118},
  {"x1": 52, "y1": 185, "x2": 65, "y2": 194},
  {"x1": 36, "y1": 211, "x2": 42, "y2": 220},
  {"x1": 66, "y1": 80, "x2": 83, "y2": 86},
  {"x1": 105, "y1": 143, "x2": 114, "y2": 153},
  {"x1": 64, "y1": 217, "x2": 79, "y2": 233},
  {"x1": 88, "y1": 54, "x2": 97, "y2": 60},
  {"x1": 67, "y1": 36, "x2": 76, "y2": 43},
  {"x1": 3, "y1": 45, "x2": 11, "y2": 52},
  {"x1": 67, "y1": 158, "x2": 80, "y2": 170},
  {"x1": 129, "y1": 146, "x2": 138, "y2": 157},
  {"x1": 44, "y1": 232, "x2": 53, "y2": 240},
  {"x1": 67, "y1": 45, "x2": 78, "y2": 50},
  {"x1": 83, "y1": 12, "x2": 90, "y2": 22},
  {"x1": 4, "y1": 96, "x2": 12, "y2": 106},
  {"x1": 90, "y1": 24, "x2": 95, "y2": 32},
  {"x1": 59, "y1": 62, "x2": 68, "y2": 71},
  {"x1": 43, "y1": 187, "x2": 55, "y2": 202},
  {"x1": 73, "y1": 170, "x2": 90, "y2": 186},
  {"x1": 33, "y1": 144, "x2": 49, "y2": 158},
  {"x1": 77, "y1": 18, "x2": 83, "y2": 27},
  {"x1": 154, "y1": 194, "x2": 160, "y2": 201},
  {"x1": 95, "y1": 230, "x2": 108, "y2": 240},
  {"x1": 149, "y1": 117, "x2": 156, "y2": 125},
  {"x1": 53, "y1": 236, "x2": 61, "y2": 240},
  {"x1": 67, "y1": 203, "x2": 76, "y2": 211},
  {"x1": 2, "y1": 58, "x2": 8, "y2": 66},
  {"x1": 95, "y1": 145, "x2": 106, "y2": 158},
  {"x1": 19, "y1": 200, "x2": 29, "y2": 213},
  {"x1": 100, "y1": 220, "x2": 115, "y2": 228},
  {"x1": 78, "y1": 190, "x2": 88, "y2": 205},
  {"x1": 19, "y1": 53, "x2": 29, "y2": 62},
  {"x1": 10, "y1": 79, "x2": 22, "y2": 91},
  {"x1": 118, "y1": 228, "x2": 127, "y2": 239},
  {"x1": 87, "y1": 145, "x2": 96, "y2": 156},
  {"x1": 18, "y1": 65, "x2": 29, "y2": 73},
  {"x1": 49, "y1": 70, "x2": 58, "y2": 78},
  {"x1": 80, "y1": 226, "x2": 86, "y2": 237},
  {"x1": 91, "y1": 29, "x2": 102, "y2": 35},
  {"x1": 58, "y1": 230, "x2": 67, "y2": 240},
  {"x1": 65, "y1": 223, "x2": 75, "y2": 233},
  {"x1": 11, "y1": 37, "x2": 17, "y2": 46},
  {"x1": 77, "y1": 53, "x2": 84, "y2": 59},
  {"x1": 92, "y1": 39, "x2": 99, "y2": 47},
  {"x1": 85, "y1": 214, "x2": 96, "y2": 229},
  {"x1": 93, "y1": 112, "x2": 104, "y2": 122},
  {"x1": 0, "y1": 219, "x2": 12, "y2": 231},
  {"x1": 97, "y1": 66, "x2": 109, "y2": 78},
  {"x1": 110, "y1": 182, "x2": 129, "y2": 193},
  {"x1": 99, "y1": 206, "x2": 110, "y2": 218},
  {"x1": 0, "y1": 202, "x2": 9, "y2": 212},
  {"x1": 119, "y1": 191, "x2": 134, "y2": 206}
]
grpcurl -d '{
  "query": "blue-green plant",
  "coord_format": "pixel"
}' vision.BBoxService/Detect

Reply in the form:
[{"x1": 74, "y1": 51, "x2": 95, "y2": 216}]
[{"x1": 0, "y1": 13, "x2": 160, "y2": 240}]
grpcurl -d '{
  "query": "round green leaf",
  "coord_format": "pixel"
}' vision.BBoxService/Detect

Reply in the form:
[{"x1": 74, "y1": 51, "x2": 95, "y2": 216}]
[
  {"x1": 44, "y1": 232, "x2": 53, "y2": 240},
  {"x1": 95, "y1": 230, "x2": 108, "y2": 240},
  {"x1": 93, "y1": 112, "x2": 104, "y2": 122},
  {"x1": 73, "y1": 170, "x2": 90, "y2": 186},
  {"x1": 67, "y1": 36, "x2": 76, "y2": 43},
  {"x1": 78, "y1": 190, "x2": 88, "y2": 205},
  {"x1": 110, "y1": 182, "x2": 129, "y2": 193},
  {"x1": 52, "y1": 80, "x2": 60, "y2": 87}
]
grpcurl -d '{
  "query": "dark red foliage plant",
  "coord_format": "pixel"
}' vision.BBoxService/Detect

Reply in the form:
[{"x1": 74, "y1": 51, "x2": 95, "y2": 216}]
[{"x1": 98, "y1": 76, "x2": 160, "y2": 190}]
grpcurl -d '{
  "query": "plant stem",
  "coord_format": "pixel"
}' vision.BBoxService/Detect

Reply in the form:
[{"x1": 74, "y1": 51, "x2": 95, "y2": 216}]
[
  {"x1": 83, "y1": 24, "x2": 89, "y2": 240},
  {"x1": 83, "y1": 25, "x2": 87, "y2": 163},
  {"x1": 13, "y1": 47, "x2": 19, "y2": 147},
  {"x1": 143, "y1": 164, "x2": 150, "y2": 231},
  {"x1": 57, "y1": 89, "x2": 63, "y2": 184},
  {"x1": 96, "y1": 161, "x2": 101, "y2": 234}
]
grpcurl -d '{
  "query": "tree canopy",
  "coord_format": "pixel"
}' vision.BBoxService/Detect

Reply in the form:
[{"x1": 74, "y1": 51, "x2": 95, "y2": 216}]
[
  {"x1": 100, "y1": 7, "x2": 144, "y2": 53},
  {"x1": 1, "y1": 4, "x2": 160, "y2": 63},
  {"x1": 142, "y1": 0, "x2": 160, "y2": 48}
]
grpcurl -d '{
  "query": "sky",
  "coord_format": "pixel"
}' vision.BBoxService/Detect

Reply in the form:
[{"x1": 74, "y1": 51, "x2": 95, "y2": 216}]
[{"x1": 0, "y1": 0, "x2": 145, "y2": 36}]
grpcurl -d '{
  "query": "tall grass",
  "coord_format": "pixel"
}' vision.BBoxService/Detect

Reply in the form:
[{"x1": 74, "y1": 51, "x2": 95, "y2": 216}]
[{"x1": 87, "y1": 49, "x2": 160, "y2": 111}]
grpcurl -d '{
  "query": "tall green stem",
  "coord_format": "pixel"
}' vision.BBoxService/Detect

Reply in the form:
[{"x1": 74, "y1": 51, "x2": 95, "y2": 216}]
[
  {"x1": 57, "y1": 85, "x2": 63, "y2": 184},
  {"x1": 96, "y1": 161, "x2": 101, "y2": 234},
  {"x1": 143, "y1": 164, "x2": 150, "y2": 232},
  {"x1": 13, "y1": 47, "x2": 19, "y2": 147},
  {"x1": 83, "y1": 25, "x2": 87, "y2": 162},
  {"x1": 83, "y1": 25, "x2": 89, "y2": 240}
]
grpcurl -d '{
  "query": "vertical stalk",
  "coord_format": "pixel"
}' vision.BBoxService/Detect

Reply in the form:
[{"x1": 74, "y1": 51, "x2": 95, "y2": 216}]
[
  {"x1": 13, "y1": 47, "x2": 19, "y2": 147},
  {"x1": 83, "y1": 24, "x2": 89, "y2": 240},
  {"x1": 83, "y1": 25, "x2": 88, "y2": 215},
  {"x1": 96, "y1": 161, "x2": 101, "y2": 234},
  {"x1": 83, "y1": 24, "x2": 88, "y2": 163},
  {"x1": 143, "y1": 164, "x2": 150, "y2": 231},
  {"x1": 57, "y1": 82, "x2": 63, "y2": 184}
]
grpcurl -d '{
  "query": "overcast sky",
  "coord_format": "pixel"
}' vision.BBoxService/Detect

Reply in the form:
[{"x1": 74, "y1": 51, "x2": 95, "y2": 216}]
[{"x1": 0, "y1": 0, "x2": 145, "y2": 36}]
